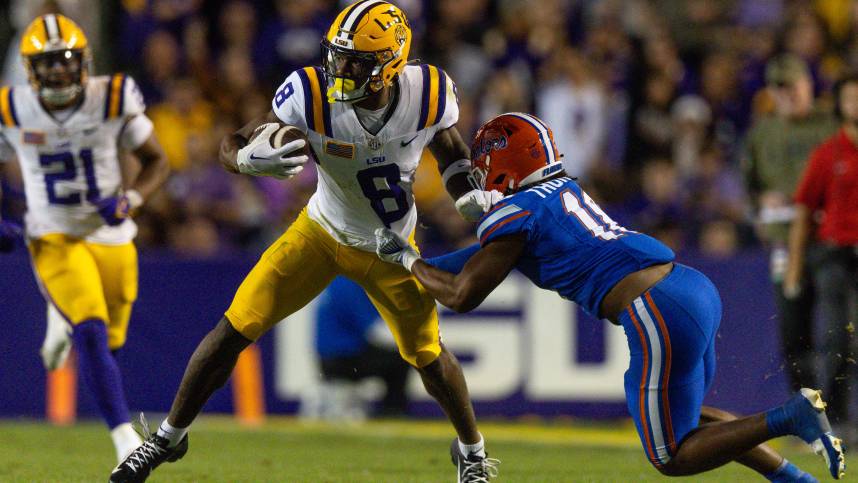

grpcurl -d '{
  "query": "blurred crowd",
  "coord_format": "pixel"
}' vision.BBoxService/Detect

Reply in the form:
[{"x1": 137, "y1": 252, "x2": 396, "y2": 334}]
[{"x1": 1, "y1": 0, "x2": 857, "y2": 258}]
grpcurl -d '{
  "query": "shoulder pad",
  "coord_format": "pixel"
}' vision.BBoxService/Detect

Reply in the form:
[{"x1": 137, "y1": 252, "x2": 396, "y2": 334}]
[
  {"x1": 416, "y1": 64, "x2": 451, "y2": 130},
  {"x1": 102, "y1": 73, "x2": 145, "y2": 120},
  {"x1": 0, "y1": 86, "x2": 20, "y2": 127}
]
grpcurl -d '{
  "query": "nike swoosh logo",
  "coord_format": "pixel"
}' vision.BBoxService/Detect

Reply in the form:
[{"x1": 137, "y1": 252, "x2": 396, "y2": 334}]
[
  {"x1": 400, "y1": 135, "x2": 419, "y2": 147},
  {"x1": 249, "y1": 154, "x2": 266, "y2": 160}
]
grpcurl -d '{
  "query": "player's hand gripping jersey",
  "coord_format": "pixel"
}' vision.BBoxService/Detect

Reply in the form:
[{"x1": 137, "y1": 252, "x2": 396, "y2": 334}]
[
  {"x1": 0, "y1": 74, "x2": 152, "y2": 243},
  {"x1": 271, "y1": 64, "x2": 457, "y2": 251},
  {"x1": 476, "y1": 176, "x2": 676, "y2": 317}
]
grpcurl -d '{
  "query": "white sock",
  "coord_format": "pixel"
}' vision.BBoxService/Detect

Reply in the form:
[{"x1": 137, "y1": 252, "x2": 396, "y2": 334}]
[
  {"x1": 157, "y1": 420, "x2": 189, "y2": 448},
  {"x1": 111, "y1": 423, "x2": 142, "y2": 462},
  {"x1": 458, "y1": 434, "x2": 486, "y2": 458}
]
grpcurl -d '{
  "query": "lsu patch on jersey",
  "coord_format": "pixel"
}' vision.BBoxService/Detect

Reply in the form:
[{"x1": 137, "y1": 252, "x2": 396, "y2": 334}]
[
  {"x1": 0, "y1": 74, "x2": 153, "y2": 244},
  {"x1": 476, "y1": 176, "x2": 675, "y2": 317},
  {"x1": 271, "y1": 64, "x2": 458, "y2": 251}
]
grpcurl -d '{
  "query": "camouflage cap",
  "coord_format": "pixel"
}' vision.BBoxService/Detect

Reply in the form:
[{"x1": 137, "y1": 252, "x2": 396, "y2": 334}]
[{"x1": 766, "y1": 54, "x2": 810, "y2": 86}]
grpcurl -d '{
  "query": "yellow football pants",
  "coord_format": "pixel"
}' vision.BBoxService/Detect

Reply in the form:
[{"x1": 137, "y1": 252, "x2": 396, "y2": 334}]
[
  {"x1": 226, "y1": 208, "x2": 441, "y2": 367},
  {"x1": 28, "y1": 234, "x2": 138, "y2": 350}
]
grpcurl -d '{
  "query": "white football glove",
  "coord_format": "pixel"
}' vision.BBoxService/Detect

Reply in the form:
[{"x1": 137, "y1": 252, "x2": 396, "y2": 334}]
[
  {"x1": 455, "y1": 189, "x2": 504, "y2": 222},
  {"x1": 237, "y1": 123, "x2": 309, "y2": 179},
  {"x1": 375, "y1": 228, "x2": 421, "y2": 271}
]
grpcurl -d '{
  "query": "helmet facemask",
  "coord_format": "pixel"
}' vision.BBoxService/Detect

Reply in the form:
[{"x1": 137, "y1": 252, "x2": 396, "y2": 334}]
[
  {"x1": 25, "y1": 48, "x2": 89, "y2": 108},
  {"x1": 321, "y1": 38, "x2": 401, "y2": 103}
]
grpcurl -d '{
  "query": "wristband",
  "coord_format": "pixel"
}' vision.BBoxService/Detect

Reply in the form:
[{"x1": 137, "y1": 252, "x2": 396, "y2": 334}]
[
  {"x1": 441, "y1": 159, "x2": 472, "y2": 186},
  {"x1": 125, "y1": 189, "x2": 144, "y2": 209}
]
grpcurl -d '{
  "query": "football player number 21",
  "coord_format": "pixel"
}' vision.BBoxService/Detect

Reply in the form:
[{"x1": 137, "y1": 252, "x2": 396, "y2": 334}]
[
  {"x1": 40, "y1": 149, "x2": 100, "y2": 205},
  {"x1": 356, "y1": 164, "x2": 409, "y2": 227}
]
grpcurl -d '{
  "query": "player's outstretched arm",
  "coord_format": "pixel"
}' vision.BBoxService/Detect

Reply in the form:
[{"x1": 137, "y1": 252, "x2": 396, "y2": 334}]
[
  {"x1": 219, "y1": 110, "x2": 280, "y2": 173},
  {"x1": 375, "y1": 229, "x2": 521, "y2": 311},
  {"x1": 412, "y1": 235, "x2": 524, "y2": 312},
  {"x1": 424, "y1": 243, "x2": 480, "y2": 274}
]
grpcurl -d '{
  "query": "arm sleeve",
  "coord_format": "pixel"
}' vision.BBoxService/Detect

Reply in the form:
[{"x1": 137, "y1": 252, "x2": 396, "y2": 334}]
[
  {"x1": 794, "y1": 145, "x2": 830, "y2": 211},
  {"x1": 476, "y1": 202, "x2": 534, "y2": 246},
  {"x1": 424, "y1": 243, "x2": 481, "y2": 274},
  {"x1": 271, "y1": 70, "x2": 309, "y2": 131}
]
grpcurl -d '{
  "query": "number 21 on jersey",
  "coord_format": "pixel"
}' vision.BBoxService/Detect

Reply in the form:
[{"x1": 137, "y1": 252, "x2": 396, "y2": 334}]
[{"x1": 40, "y1": 148, "x2": 100, "y2": 205}]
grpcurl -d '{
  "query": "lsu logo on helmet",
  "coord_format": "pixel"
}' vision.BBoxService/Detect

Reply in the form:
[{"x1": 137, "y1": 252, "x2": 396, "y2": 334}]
[
  {"x1": 19, "y1": 14, "x2": 91, "y2": 108},
  {"x1": 470, "y1": 113, "x2": 564, "y2": 195},
  {"x1": 322, "y1": 1, "x2": 412, "y2": 103}
]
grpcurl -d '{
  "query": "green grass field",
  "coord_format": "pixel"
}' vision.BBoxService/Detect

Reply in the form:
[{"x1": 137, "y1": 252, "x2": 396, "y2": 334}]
[{"x1": 0, "y1": 416, "x2": 850, "y2": 482}]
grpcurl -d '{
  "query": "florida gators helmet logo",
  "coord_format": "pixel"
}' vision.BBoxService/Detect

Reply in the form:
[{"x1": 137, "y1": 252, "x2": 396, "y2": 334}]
[{"x1": 470, "y1": 113, "x2": 563, "y2": 194}]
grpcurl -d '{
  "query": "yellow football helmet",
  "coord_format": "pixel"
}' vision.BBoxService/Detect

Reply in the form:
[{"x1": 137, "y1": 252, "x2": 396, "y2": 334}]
[
  {"x1": 322, "y1": 1, "x2": 411, "y2": 103},
  {"x1": 20, "y1": 14, "x2": 91, "y2": 108}
]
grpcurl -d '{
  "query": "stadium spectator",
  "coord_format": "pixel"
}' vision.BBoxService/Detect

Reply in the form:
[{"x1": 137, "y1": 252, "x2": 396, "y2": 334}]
[
  {"x1": 741, "y1": 54, "x2": 839, "y2": 394},
  {"x1": 255, "y1": 0, "x2": 335, "y2": 86},
  {"x1": 59, "y1": 0, "x2": 858, "y2": 261},
  {"x1": 139, "y1": 29, "x2": 181, "y2": 103},
  {"x1": 147, "y1": 78, "x2": 215, "y2": 171},
  {"x1": 784, "y1": 73, "x2": 858, "y2": 432},
  {"x1": 537, "y1": 47, "x2": 606, "y2": 179}
]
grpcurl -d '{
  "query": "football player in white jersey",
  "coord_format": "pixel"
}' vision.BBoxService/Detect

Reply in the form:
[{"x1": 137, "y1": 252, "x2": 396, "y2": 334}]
[
  {"x1": 112, "y1": 2, "x2": 500, "y2": 482},
  {"x1": 0, "y1": 14, "x2": 169, "y2": 462}
]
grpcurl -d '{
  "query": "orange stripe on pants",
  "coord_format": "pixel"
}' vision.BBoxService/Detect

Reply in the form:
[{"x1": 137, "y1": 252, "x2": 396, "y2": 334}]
[
  {"x1": 627, "y1": 306, "x2": 658, "y2": 465},
  {"x1": 232, "y1": 344, "x2": 265, "y2": 425},
  {"x1": 645, "y1": 292, "x2": 676, "y2": 453},
  {"x1": 46, "y1": 350, "x2": 77, "y2": 425}
]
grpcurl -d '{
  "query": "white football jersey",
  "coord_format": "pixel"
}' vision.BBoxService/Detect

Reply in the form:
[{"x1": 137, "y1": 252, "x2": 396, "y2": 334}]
[
  {"x1": 0, "y1": 74, "x2": 153, "y2": 244},
  {"x1": 272, "y1": 64, "x2": 458, "y2": 251}
]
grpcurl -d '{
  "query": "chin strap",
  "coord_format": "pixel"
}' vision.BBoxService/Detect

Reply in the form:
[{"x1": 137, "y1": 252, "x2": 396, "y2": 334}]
[{"x1": 40, "y1": 84, "x2": 83, "y2": 107}]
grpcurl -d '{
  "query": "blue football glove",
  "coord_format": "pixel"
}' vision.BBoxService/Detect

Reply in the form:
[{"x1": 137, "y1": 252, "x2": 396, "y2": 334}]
[
  {"x1": 96, "y1": 195, "x2": 132, "y2": 226},
  {"x1": 0, "y1": 220, "x2": 23, "y2": 252}
]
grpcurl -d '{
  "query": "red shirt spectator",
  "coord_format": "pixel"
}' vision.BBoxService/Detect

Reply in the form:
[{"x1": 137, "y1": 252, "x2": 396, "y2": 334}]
[{"x1": 794, "y1": 128, "x2": 858, "y2": 245}]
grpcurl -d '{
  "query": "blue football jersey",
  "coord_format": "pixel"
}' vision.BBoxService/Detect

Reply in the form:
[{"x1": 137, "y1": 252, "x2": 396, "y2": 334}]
[{"x1": 476, "y1": 176, "x2": 675, "y2": 317}]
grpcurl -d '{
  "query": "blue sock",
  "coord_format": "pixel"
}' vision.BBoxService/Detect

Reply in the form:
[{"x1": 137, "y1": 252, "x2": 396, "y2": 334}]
[
  {"x1": 765, "y1": 405, "x2": 791, "y2": 438},
  {"x1": 765, "y1": 459, "x2": 815, "y2": 482},
  {"x1": 73, "y1": 319, "x2": 130, "y2": 429}
]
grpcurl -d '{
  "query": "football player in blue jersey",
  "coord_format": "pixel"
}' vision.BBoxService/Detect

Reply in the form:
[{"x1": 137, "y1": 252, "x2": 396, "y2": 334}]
[{"x1": 375, "y1": 113, "x2": 846, "y2": 482}]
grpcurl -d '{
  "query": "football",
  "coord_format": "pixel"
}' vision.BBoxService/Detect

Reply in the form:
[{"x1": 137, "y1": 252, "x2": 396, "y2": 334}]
[{"x1": 250, "y1": 122, "x2": 312, "y2": 155}]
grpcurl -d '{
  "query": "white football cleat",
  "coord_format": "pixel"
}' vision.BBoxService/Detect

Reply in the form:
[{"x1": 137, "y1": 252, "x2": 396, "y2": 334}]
[{"x1": 41, "y1": 303, "x2": 72, "y2": 371}]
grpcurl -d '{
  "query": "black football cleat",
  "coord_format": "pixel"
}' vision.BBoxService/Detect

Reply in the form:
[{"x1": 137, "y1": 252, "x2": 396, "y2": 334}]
[
  {"x1": 109, "y1": 414, "x2": 188, "y2": 483},
  {"x1": 450, "y1": 438, "x2": 500, "y2": 483}
]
